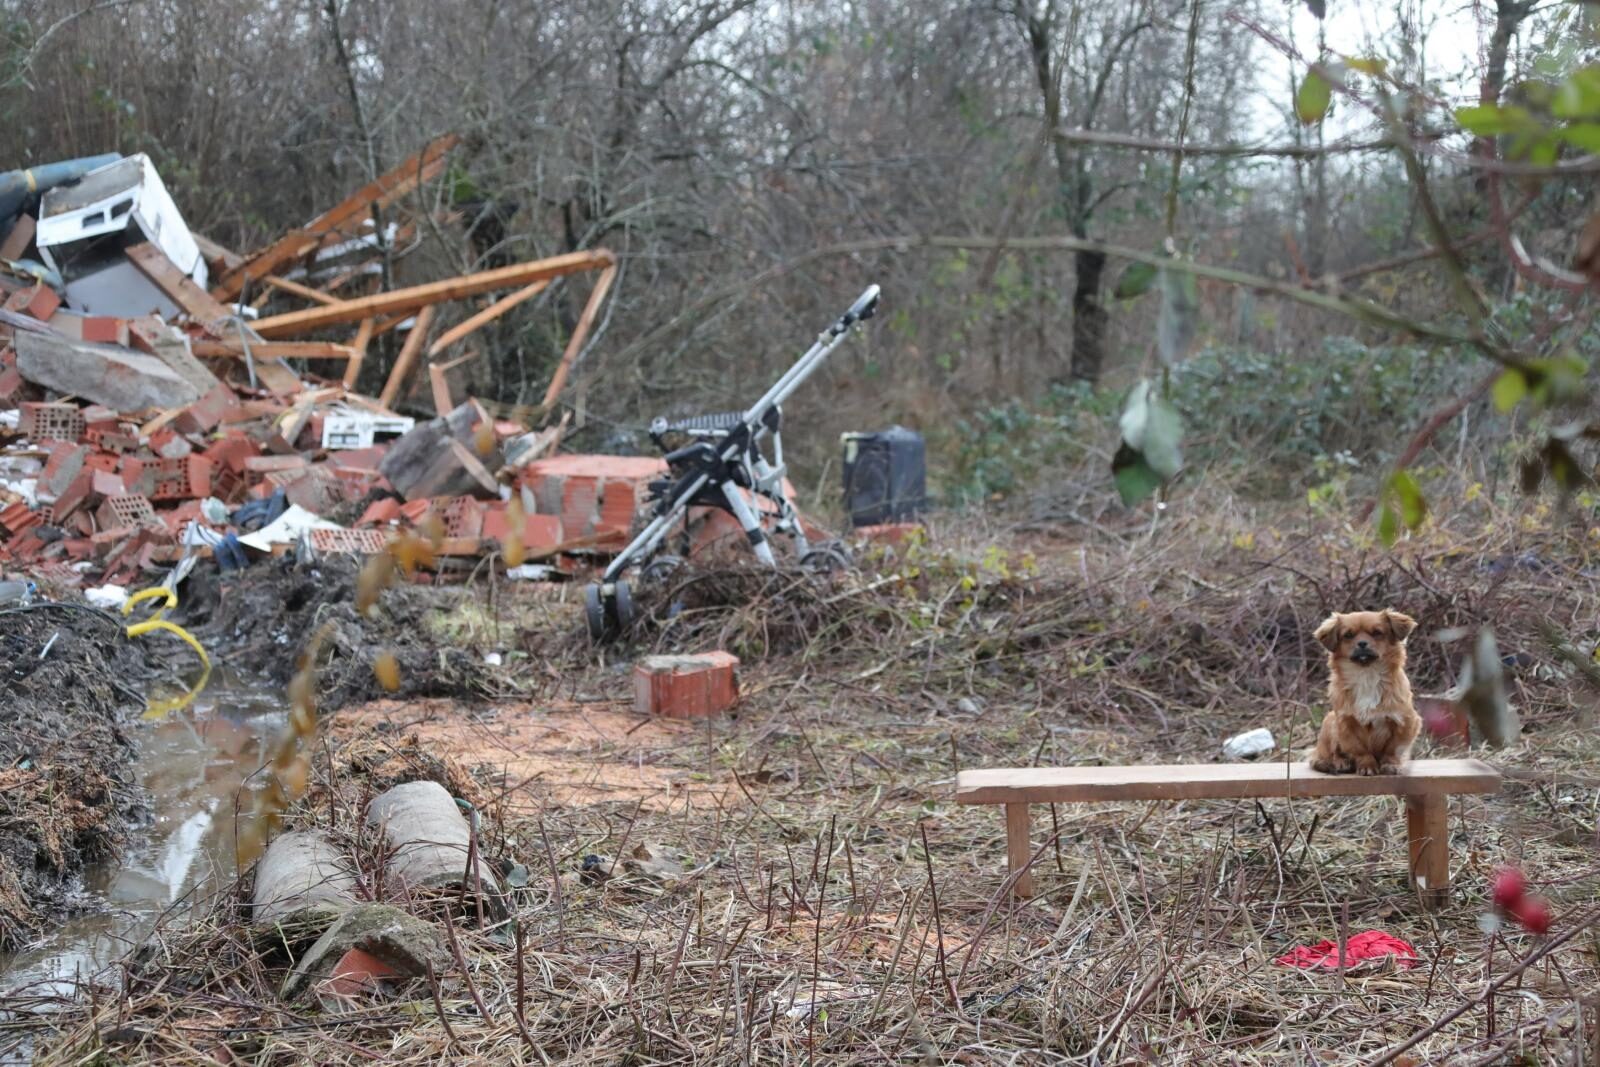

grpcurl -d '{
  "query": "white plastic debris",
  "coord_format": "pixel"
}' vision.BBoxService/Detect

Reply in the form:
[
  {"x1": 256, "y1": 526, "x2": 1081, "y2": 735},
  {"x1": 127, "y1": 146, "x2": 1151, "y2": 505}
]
[
  {"x1": 200, "y1": 497, "x2": 230, "y2": 525},
  {"x1": 505, "y1": 563, "x2": 556, "y2": 581},
  {"x1": 483, "y1": 652, "x2": 503, "y2": 667},
  {"x1": 1222, "y1": 728, "x2": 1275, "y2": 760},
  {"x1": 237, "y1": 504, "x2": 341, "y2": 552},
  {"x1": 85, "y1": 584, "x2": 129, "y2": 610}
]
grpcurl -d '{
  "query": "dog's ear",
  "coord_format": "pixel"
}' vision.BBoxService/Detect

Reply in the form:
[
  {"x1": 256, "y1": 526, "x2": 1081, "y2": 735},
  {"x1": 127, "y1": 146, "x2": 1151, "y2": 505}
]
[
  {"x1": 1314, "y1": 614, "x2": 1342, "y2": 652},
  {"x1": 1384, "y1": 610, "x2": 1417, "y2": 642}
]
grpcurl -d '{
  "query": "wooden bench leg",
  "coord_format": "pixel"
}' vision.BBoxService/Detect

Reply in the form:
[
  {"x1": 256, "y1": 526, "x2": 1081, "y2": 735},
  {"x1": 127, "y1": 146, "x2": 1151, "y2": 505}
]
[
  {"x1": 1005, "y1": 802, "x2": 1034, "y2": 899},
  {"x1": 1406, "y1": 793, "x2": 1449, "y2": 910}
]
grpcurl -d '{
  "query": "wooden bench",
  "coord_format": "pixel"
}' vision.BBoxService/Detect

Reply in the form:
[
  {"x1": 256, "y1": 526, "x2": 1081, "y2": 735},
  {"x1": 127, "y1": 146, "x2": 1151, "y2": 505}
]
[{"x1": 956, "y1": 758, "x2": 1501, "y2": 908}]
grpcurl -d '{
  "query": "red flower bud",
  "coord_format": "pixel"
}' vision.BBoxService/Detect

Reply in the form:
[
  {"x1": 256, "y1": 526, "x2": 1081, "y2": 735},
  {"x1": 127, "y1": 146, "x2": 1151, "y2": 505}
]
[{"x1": 1491, "y1": 867, "x2": 1527, "y2": 912}]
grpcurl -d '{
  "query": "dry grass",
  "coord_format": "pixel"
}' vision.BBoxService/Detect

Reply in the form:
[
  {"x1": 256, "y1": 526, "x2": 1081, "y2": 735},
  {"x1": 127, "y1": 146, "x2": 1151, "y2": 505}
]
[{"x1": 11, "y1": 487, "x2": 1600, "y2": 1065}]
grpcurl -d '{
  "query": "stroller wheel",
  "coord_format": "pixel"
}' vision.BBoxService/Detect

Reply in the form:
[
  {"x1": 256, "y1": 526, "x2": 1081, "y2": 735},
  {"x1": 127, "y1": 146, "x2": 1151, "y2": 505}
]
[
  {"x1": 584, "y1": 583, "x2": 610, "y2": 642},
  {"x1": 640, "y1": 555, "x2": 684, "y2": 585},
  {"x1": 613, "y1": 580, "x2": 635, "y2": 630},
  {"x1": 799, "y1": 541, "x2": 852, "y2": 575}
]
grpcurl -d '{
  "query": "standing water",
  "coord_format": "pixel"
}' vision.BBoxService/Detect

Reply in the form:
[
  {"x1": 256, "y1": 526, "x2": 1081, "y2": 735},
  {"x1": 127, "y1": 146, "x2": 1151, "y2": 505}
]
[{"x1": 0, "y1": 670, "x2": 285, "y2": 1006}]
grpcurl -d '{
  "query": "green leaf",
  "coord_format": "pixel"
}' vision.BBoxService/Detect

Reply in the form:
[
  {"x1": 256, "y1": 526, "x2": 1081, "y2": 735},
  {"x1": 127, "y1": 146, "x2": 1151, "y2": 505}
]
[
  {"x1": 1156, "y1": 265, "x2": 1199, "y2": 365},
  {"x1": 1553, "y1": 65, "x2": 1600, "y2": 120},
  {"x1": 1376, "y1": 503, "x2": 1398, "y2": 547},
  {"x1": 1297, "y1": 72, "x2": 1333, "y2": 124},
  {"x1": 1390, "y1": 470, "x2": 1426, "y2": 530},
  {"x1": 1455, "y1": 104, "x2": 1518, "y2": 136},
  {"x1": 1345, "y1": 56, "x2": 1388, "y2": 76},
  {"x1": 1119, "y1": 378, "x2": 1152, "y2": 447},
  {"x1": 1492, "y1": 368, "x2": 1528, "y2": 412},
  {"x1": 1112, "y1": 444, "x2": 1163, "y2": 506},
  {"x1": 1142, "y1": 394, "x2": 1184, "y2": 479},
  {"x1": 1558, "y1": 123, "x2": 1600, "y2": 152},
  {"x1": 1114, "y1": 260, "x2": 1157, "y2": 300}
]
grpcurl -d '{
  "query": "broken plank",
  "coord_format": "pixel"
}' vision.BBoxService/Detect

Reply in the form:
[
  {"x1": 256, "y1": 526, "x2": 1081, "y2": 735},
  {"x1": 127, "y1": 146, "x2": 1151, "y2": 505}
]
[
  {"x1": 213, "y1": 134, "x2": 461, "y2": 300},
  {"x1": 125, "y1": 242, "x2": 234, "y2": 326},
  {"x1": 191, "y1": 340, "x2": 357, "y2": 361},
  {"x1": 342, "y1": 318, "x2": 376, "y2": 389},
  {"x1": 265, "y1": 275, "x2": 346, "y2": 307},
  {"x1": 428, "y1": 348, "x2": 478, "y2": 416},
  {"x1": 426, "y1": 279, "x2": 549, "y2": 357},
  {"x1": 541, "y1": 261, "x2": 617, "y2": 409},
  {"x1": 0, "y1": 214, "x2": 35, "y2": 262},
  {"x1": 192, "y1": 232, "x2": 244, "y2": 272},
  {"x1": 377, "y1": 305, "x2": 435, "y2": 408},
  {"x1": 253, "y1": 249, "x2": 616, "y2": 339}
]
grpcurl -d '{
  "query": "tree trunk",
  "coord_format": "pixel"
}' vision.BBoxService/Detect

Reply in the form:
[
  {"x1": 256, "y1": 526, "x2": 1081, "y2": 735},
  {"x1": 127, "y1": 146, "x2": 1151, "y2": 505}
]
[{"x1": 1070, "y1": 248, "x2": 1107, "y2": 382}]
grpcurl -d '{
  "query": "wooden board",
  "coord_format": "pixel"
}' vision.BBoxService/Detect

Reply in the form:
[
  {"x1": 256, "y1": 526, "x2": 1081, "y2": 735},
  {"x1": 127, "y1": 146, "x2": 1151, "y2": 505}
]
[
  {"x1": 191, "y1": 340, "x2": 356, "y2": 360},
  {"x1": 541, "y1": 261, "x2": 617, "y2": 409},
  {"x1": 427, "y1": 279, "x2": 548, "y2": 357},
  {"x1": 212, "y1": 133, "x2": 461, "y2": 300},
  {"x1": 376, "y1": 305, "x2": 434, "y2": 406},
  {"x1": 251, "y1": 250, "x2": 615, "y2": 339},
  {"x1": 125, "y1": 242, "x2": 234, "y2": 326},
  {"x1": 955, "y1": 759, "x2": 1501, "y2": 805}
]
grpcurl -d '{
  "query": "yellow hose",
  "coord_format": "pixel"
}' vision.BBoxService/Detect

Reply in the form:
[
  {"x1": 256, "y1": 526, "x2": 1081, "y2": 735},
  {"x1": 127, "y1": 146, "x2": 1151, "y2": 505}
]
[
  {"x1": 123, "y1": 585, "x2": 210, "y2": 669},
  {"x1": 123, "y1": 585, "x2": 211, "y2": 719}
]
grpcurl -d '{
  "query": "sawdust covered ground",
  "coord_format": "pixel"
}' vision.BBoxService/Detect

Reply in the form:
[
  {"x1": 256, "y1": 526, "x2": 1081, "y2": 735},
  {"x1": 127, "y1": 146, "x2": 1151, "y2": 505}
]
[
  {"x1": 0, "y1": 605, "x2": 167, "y2": 951},
  {"x1": 21, "y1": 495, "x2": 1600, "y2": 1064}
]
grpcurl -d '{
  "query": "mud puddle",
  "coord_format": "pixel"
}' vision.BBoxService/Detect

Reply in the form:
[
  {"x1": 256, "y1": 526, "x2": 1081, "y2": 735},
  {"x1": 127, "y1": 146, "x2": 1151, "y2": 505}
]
[{"x1": 0, "y1": 670, "x2": 284, "y2": 1009}]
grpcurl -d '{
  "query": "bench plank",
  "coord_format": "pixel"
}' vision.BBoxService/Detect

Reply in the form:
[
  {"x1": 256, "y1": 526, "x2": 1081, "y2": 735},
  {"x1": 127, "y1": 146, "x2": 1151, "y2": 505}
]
[{"x1": 956, "y1": 758, "x2": 1500, "y2": 805}]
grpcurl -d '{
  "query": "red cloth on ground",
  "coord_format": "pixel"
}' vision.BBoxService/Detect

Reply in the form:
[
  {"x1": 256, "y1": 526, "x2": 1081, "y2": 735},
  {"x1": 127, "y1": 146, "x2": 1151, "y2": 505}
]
[{"x1": 1273, "y1": 930, "x2": 1419, "y2": 969}]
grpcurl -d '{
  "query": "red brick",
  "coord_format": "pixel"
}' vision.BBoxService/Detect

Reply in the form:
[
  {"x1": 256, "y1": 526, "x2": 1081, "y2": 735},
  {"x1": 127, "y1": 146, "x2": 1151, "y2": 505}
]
[
  {"x1": 399, "y1": 498, "x2": 433, "y2": 523},
  {"x1": 61, "y1": 538, "x2": 94, "y2": 561},
  {"x1": 84, "y1": 424, "x2": 140, "y2": 453},
  {"x1": 320, "y1": 947, "x2": 402, "y2": 998},
  {"x1": 327, "y1": 446, "x2": 387, "y2": 472},
  {"x1": 0, "y1": 365, "x2": 24, "y2": 405},
  {"x1": 173, "y1": 384, "x2": 241, "y2": 435},
  {"x1": 82, "y1": 451, "x2": 118, "y2": 475},
  {"x1": 40, "y1": 443, "x2": 88, "y2": 496},
  {"x1": 243, "y1": 454, "x2": 308, "y2": 474},
  {"x1": 20, "y1": 402, "x2": 86, "y2": 443},
  {"x1": 79, "y1": 317, "x2": 129, "y2": 346},
  {"x1": 283, "y1": 467, "x2": 342, "y2": 513},
  {"x1": 150, "y1": 455, "x2": 212, "y2": 500},
  {"x1": 357, "y1": 497, "x2": 403, "y2": 527},
  {"x1": 0, "y1": 501, "x2": 40, "y2": 536},
  {"x1": 309, "y1": 527, "x2": 393, "y2": 555},
  {"x1": 442, "y1": 496, "x2": 484, "y2": 540},
  {"x1": 97, "y1": 494, "x2": 161, "y2": 533},
  {"x1": 633, "y1": 652, "x2": 740, "y2": 719},
  {"x1": 119, "y1": 456, "x2": 149, "y2": 494},
  {"x1": 481, "y1": 505, "x2": 563, "y2": 553},
  {"x1": 203, "y1": 433, "x2": 262, "y2": 475},
  {"x1": 4, "y1": 283, "x2": 61, "y2": 321}
]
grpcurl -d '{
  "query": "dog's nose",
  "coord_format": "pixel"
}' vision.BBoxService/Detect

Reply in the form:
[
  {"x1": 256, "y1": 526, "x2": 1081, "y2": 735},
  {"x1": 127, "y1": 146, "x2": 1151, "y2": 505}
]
[{"x1": 1356, "y1": 639, "x2": 1370, "y2": 649}]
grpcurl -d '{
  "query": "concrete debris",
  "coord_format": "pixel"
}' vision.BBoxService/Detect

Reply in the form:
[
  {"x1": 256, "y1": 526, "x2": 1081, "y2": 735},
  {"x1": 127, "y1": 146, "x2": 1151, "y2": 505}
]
[
  {"x1": 365, "y1": 780, "x2": 502, "y2": 911},
  {"x1": 280, "y1": 903, "x2": 449, "y2": 1000},
  {"x1": 15, "y1": 329, "x2": 201, "y2": 412}
]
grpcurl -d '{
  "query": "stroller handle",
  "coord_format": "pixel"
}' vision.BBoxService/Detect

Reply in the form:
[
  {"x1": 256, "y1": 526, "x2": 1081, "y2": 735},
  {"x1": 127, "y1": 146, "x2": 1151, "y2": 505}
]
[{"x1": 830, "y1": 285, "x2": 880, "y2": 336}]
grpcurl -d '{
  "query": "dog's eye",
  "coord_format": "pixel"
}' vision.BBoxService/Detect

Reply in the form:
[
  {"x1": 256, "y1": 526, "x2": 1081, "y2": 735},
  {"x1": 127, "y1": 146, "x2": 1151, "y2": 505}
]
[{"x1": 1341, "y1": 631, "x2": 1353, "y2": 640}]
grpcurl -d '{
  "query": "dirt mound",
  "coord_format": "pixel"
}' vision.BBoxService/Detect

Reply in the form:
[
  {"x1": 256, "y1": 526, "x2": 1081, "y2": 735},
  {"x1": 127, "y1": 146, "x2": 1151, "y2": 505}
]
[
  {"x1": 0, "y1": 605, "x2": 168, "y2": 949},
  {"x1": 174, "y1": 557, "x2": 496, "y2": 711}
]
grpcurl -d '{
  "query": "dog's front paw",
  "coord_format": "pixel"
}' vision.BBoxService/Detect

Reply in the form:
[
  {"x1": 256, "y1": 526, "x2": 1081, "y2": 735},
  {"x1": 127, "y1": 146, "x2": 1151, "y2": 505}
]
[
  {"x1": 1377, "y1": 762, "x2": 1400, "y2": 775},
  {"x1": 1355, "y1": 761, "x2": 1380, "y2": 776}
]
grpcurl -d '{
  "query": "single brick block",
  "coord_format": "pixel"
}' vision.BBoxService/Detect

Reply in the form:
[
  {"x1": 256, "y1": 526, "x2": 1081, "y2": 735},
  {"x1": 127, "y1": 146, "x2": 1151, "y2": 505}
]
[
  {"x1": 80, "y1": 317, "x2": 130, "y2": 346},
  {"x1": 309, "y1": 526, "x2": 391, "y2": 555},
  {"x1": 19, "y1": 402, "x2": 86, "y2": 443},
  {"x1": 150, "y1": 454, "x2": 213, "y2": 500},
  {"x1": 632, "y1": 652, "x2": 741, "y2": 719},
  {"x1": 4, "y1": 283, "x2": 62, "y2": 321},
  {"x1": 356, "y1": 497, "x2": 403, "y2": 527}
]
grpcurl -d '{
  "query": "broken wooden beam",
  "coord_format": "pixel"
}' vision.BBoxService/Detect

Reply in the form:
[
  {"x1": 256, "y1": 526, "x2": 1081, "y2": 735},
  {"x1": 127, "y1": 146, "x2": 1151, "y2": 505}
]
[
  {"x1": 541, "y1": 261, "x2": 618, "y2": 409},
  {"x1": 252, "y1": 249, "x2": 615, "y2": 339},
  {"x1": 377, "y1": 305, "x2": 435, "y2": 408},
  {"x1": 264, "y1": 275, "x2": 345, "y2": 307},
  {"x1": 426, "y1": 279, "x2": 549, "y2": 357},
  {"x1": 342, "y1": 318, "x2": 376, "y2": 389},
  {"x1": 190, "y1": 340, "x2": 358, "y2": 361},
  {"x1": 125, "y1": 242, "x2": 235, "y2": 327},
  {"x1": 212, "y1": 134, "x2": 461, "y2": 300}
]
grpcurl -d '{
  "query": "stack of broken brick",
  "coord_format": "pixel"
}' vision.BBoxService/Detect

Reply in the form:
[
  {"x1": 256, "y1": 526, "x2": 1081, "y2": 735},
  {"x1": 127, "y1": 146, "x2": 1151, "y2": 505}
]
[{"x1": 0, "y1": 138, "x2": 851, "y2": 593}]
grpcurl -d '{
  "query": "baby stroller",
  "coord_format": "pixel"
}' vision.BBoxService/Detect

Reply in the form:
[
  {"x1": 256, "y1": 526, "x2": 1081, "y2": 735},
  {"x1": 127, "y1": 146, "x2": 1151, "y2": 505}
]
[{"x1": 584, "y1": 284, "x2": 880, "y2": 641}]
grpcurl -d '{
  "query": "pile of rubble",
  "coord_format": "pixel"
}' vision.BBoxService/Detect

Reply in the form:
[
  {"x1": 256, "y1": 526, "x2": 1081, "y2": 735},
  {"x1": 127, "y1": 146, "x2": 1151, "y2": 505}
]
[
  {"x1": 0, "y1": 137, "x2": 729, "y2": 592},
  {"x1": 0, "y1": 135, "x2": 929, "y2": 605}
]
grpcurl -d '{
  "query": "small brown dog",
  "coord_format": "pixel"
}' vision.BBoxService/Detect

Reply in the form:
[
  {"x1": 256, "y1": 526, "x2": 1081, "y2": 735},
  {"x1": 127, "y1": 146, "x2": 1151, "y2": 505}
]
[{"x1": 1309, "y1": 609, "x2": 1420, "y2": 776}]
